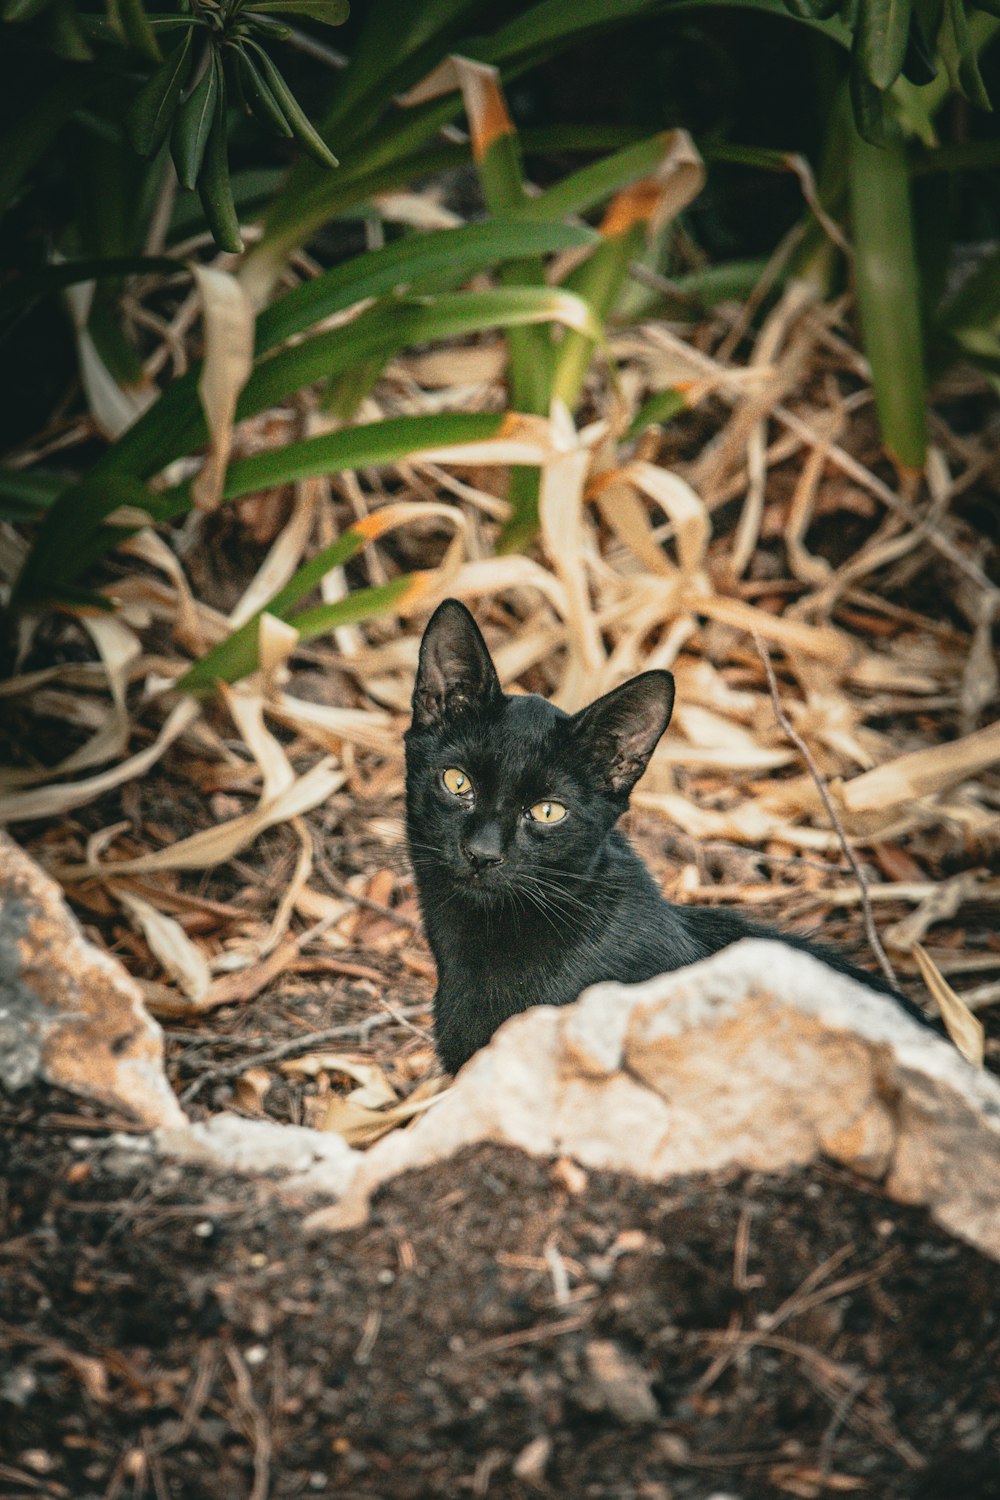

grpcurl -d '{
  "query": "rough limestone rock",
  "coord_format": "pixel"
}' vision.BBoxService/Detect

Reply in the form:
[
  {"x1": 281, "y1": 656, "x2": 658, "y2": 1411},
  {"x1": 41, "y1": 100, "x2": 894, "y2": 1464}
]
[
  {"x1": 302, "y1": 941, "x2": 1000, "y2": 1262},
  {"x1": 156, "y1": 1114, "x2": 358, "y2": 1200},
  {"x1": 0, "y1": 832, "x2": 185, "y2": 1129}
]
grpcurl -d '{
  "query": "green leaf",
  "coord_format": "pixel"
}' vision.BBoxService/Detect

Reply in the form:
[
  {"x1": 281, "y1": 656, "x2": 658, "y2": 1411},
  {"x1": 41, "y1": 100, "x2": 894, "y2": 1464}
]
[
  {"x1": 937, "y1": 246, "x2": 1000, "y2": 334},
  {"x1": 256, "y1": 219, "x2": 597, "y2": 350},
  {"x1": 233, "y1": 43, "x2": 294, "y2": 137},
  {"x1": 49, "y1": 0, "x2": 93, "y2": 60},
  {"x1": 171, "y1": 50, "x2": 219, "y2": 191},
  {"x1": 0, "y1": 467, "x2": 63, "y2": 520},
  {"x1": 241, "y1": 13, "x2": 292, "y2": 40},
  {"x1": 781, "y1": 0, "x2": 843, "y2": 16},
  {"x1": 244, "y1": 286, "x2": 601, "y2": 416},
  {"x1": 128, "y1": 29, "x2": 194, "y2": 156},
  {"x1": 248, "y1": 0, "x2": 349, "y2": 23},
  {"x1": 902, "y1": 0, "x2": 940, "y2": 82},
  {"x1": 166, "y1": 411, "x2": 509, "y2": 512},
  {"x1": 849, "y1": 61, "x2": 889, "y2": 144},
  {"x1": 243, "y1": 39, "x2": 339, "y2": 168},
  {"x1": 942, "y1": 0, "x2": 993, "y2": 108},
  {"x1": 628, "y1": 386, "x2": 687, "y2": 437},
  {"x1": 119, "y1": 0, "x2": 161, "y2": 60},
  {"x1": 3, "y1": 0, "x2": 51, "y2": 21},
  {"x1": 181, "y1": 577, "x2": 411, "y2": 692},
  {"x1": 857, "y1": 0, "x2": 912, "y2": 89},
  {"x1": 849, "y1": 123, "x2": 927, "y2": 469},
  {"x1": 0, "y1": 258, "x2": 182, "y2": 319},
  {"x1": 14, "y1": 474, "x2": 159, "y2": 605},
  {"x1": 198, "y1": 75, "x2": 243, "y2": 253}
]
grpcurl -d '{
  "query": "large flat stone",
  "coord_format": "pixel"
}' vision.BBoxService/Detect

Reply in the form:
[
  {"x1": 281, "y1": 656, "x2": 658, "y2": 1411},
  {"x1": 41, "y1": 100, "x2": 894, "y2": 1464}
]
[
  {"x1": 0, "y1": 832, "x2": 185, "y2": 1129},
  {"x1": 302, "y1": 941, "x2": 1000, "y2": 1261}
]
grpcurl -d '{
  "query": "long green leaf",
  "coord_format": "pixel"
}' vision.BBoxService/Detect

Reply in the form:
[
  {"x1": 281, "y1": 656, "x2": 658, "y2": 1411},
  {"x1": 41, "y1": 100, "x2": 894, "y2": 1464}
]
[
  {"x1": 0, "y1": 255, "x2": 182, "y2": 318},
  {"x1": 242, "y1": 287, "x2": 601, "y2": 418},
  {"x1": 158, "y1": 412, "x2": 510, "y2": 517},
  {"x1": 857, "y1": 0, "x2": 911, "y2": 89},
  {"x1": 180, "y1": 577, "x2": 413, "y2": 691},
  {"x1": 128, "y1": 29, "x2": 193, "y2": 156},
  {"x1": 249, "y1": 0, "x2": 350, "y2": 21},
  {"x1": 849, "y1": 123, "x2": 927, "y2": 469},
  {"x1": 171, "y1": 49, "x2": 218, "y2": 191},
  {"x1": 198, "y1": 77, "x2": 243, "y2": 253},
  {"x1": 18, "y1": 223, "x2": 593, "y2": 588}
]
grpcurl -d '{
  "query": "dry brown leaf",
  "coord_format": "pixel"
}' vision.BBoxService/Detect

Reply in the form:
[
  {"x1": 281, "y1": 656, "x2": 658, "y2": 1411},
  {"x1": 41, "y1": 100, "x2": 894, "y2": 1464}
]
[
  {"x1": 0, "y1": 697, "x2": 199, "y2": 825},
  {"x1": 228, "y1": 475, "x2": 321, "y2": 629},
  {"x1": 233, "y1": 1066, "x2": 272, "y2": 1113},
  {"x1": 271, "y1": 695, "x2": 398, "y2": 756},
  {"x1": 0, "y1": 613, "x2": 139, "y2": 791},
  {"x1": 64, "y1": 273, "x2": 156, "y2": 438},
  {"x1": 883, "y1": 871, "x2": 983, "y2": 952},
  {"x1": 121, "y1": 530, "x2": 205, "y2": 653},
  {"x1": 839, "y1": 720, "x2": 1000, "y2": 813},
  {"x1": 539, "y1": 419, "x2": 605, "y2": 707},
  {"x1": 54, "y1": 758, "x2": 345, "y2": 878},
  {"x1": 313, "y1": 1074, "x2": 447, "y2": 1147},
  {"x1": 190, "y1": 265, "x2": 255, "y2": 511},
  {"x1": 115, "y1": 887, "x2": 212, "y2": 1001},
  {"x1": 260, "y1": 815, "x2": 312, "y2": 957},
  {"x1": 283, "y1": 1054, "x2": 397, "y2": 1109},
  {"x1": 913, "y1": 944, "x2": 985, "y2": 1067},
  {"x1": 220, "y1": 682, "x2": 295, "y2": 802}
]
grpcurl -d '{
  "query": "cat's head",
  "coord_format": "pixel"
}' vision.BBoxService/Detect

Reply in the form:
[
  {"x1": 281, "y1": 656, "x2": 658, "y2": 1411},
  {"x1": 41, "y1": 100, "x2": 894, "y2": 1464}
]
[{"x1": 404, "y1": 599, "x2": 674, "y2": 904}]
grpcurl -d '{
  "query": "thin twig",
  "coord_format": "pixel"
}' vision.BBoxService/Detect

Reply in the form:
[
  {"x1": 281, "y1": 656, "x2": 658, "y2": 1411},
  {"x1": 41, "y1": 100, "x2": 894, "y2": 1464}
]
[
  {"x1": 178, "y1": 1008, "x2": 427, "y2": 1104},
  {"x1": 752, "y1": 631, "x2": 899, "y2": 991}
]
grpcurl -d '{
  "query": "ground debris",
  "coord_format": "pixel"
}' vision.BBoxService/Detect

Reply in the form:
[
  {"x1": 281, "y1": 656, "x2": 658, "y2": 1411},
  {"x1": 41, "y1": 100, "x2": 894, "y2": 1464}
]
[{"x1": 2, "y1": 1103, "x2": 999, "y2": 1500}]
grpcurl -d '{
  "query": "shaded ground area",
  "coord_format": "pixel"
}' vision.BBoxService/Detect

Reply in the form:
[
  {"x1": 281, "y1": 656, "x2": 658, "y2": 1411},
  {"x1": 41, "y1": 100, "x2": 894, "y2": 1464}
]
[{"x1": 2, "y1": 1095, "x2": 999, "y2": 1500}]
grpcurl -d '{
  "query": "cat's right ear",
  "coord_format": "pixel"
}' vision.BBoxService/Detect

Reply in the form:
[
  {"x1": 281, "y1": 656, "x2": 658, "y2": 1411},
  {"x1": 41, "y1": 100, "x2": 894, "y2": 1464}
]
[
  {"x1": 571, "y1": 670, "x2": 675, "y2": 798},
  {"x1": 411, "y1": 599, "x2": 502, "y2": 728}
]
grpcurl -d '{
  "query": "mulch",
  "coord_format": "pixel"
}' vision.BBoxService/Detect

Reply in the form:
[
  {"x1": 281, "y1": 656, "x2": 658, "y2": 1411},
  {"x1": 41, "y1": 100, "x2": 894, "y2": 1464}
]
[{"x1": 3, "y1": 1092, "x2": 1000, "y2": 1500}]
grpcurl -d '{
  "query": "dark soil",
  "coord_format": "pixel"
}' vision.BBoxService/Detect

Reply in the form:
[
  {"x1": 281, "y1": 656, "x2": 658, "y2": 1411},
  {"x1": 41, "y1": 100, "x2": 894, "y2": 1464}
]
[{"x1": 2, "y1": 1094, "x2": 999, "y2": 1500}]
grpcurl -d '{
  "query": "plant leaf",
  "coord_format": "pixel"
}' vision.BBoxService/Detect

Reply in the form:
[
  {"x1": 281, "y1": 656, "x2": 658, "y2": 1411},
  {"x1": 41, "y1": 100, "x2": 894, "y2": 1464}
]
[
  {"x1": 191, "y1": 265, "x2": 255, "y2": 508},
  {"x1": 857, "y1": 0, "x2": 911, "y2": 90},
  {"x1": 234, "y1": 43, "x2": 293, "y2": 138},
  {"x1": 171, "y1": 49, "x2": 218, "y2": 191},
  {"x1": 243, "y1": 39, "x2": 339, "y2": 168},
  {"x1": 118, "y1": 0, "x2": 161, "y2": 61},
  {"x1": 198, "y1": 76, "x2": 243, "y2": 253},
  {"x1": 128, "y1": 29, "x2": 194, "y2": 156},
  {"x1": 249, "y1": 0, "x2": 349, "y2": 22}
]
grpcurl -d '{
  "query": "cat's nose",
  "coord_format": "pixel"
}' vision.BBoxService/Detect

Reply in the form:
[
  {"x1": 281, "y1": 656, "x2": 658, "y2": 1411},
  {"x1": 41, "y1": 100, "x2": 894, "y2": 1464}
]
[{"x1": 462, "y1": 828, "x2": 505, "y2": 870}]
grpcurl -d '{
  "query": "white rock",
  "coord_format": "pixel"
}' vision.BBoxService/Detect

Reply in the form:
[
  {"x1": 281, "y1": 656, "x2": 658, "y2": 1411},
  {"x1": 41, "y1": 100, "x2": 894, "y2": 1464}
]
[
  {"x1": 0, "y1": 832, "x2": 184, "y2": 1129},
  {"x1": 305, "y1": 941, "x2": 1000, "y2": 1262},
  {"x1": 157, "y1": 1113, "x2": 359, "y2": 1200}
]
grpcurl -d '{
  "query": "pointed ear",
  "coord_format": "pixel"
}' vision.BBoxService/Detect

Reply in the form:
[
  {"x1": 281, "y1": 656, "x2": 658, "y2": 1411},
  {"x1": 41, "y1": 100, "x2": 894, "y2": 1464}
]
[
  {"x1": 411, "y1": 599, "x2": 502, "y2": 729},
  {"x1": 571, "y1": 671, "x2": 675, "y2": 797}
]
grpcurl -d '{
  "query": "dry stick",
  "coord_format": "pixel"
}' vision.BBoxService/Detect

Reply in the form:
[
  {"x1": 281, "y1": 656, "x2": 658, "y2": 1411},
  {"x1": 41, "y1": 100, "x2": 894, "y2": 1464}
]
[
  {"x1": 178, "y1": 1008, "x2": 427, "y2": 1104},
  {"x1": 751, "y1": 630, "x2": 899, "y2": 992}
]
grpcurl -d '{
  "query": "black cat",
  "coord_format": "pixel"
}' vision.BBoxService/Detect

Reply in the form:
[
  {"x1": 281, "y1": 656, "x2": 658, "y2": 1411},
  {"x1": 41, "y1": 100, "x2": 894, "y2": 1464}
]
[{"x1": 405, "y1": 598, "x2": 924, "y2": 1075}]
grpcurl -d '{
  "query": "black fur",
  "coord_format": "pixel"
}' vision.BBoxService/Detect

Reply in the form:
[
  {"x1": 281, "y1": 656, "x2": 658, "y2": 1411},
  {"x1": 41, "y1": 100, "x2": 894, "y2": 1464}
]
[{"x1": 405, "y1": 599, "x2": 926, "y2": 1075}]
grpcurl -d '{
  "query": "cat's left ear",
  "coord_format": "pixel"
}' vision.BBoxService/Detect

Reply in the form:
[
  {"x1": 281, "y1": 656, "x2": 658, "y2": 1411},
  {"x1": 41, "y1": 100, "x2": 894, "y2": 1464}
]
[
  {"x1": 411, "y1": 598, "x2": 502, "y2": 728},
  {"x1": 571, "y1": 671, "x2": 675, "y2": 797}
]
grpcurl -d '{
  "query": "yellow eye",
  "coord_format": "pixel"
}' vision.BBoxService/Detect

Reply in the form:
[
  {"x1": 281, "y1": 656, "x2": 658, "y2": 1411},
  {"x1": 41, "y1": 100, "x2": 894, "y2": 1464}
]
[
  {"x1": 442, "y1": 767, "x2": 473, "y2": 797},
  {"x1": 528, "y1": 800, "x2": 567, "y2": 824}
]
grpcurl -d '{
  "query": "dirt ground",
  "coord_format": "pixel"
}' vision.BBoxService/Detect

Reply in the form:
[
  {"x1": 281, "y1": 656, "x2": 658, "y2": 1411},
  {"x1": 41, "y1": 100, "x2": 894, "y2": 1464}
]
[{"x1": 3, "y1": 1088, "x2": 1000, "y2": 1500}]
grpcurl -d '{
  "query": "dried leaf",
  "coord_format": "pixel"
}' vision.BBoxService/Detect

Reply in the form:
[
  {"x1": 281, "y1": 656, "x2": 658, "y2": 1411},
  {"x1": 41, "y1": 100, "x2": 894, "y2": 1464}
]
[
  {"x1": 191, "y1": 265, "x2": 255, "y2": 511},
  {"x1": 220, "y1": 682, "x2": 295, "y2": 802},
  {"x1": 839, "y1": 720, "x2": 1000, "y2": 813},
  {"x1": 233, "y1": 1066, "x2": 273, "y2": 1113},
  {"x1": 54, "y1": 758, "x2": 345, "y2": 877},
  {"x1": 116, "y1": 887, "x2": 212, "y2": 1001},
  {"x1": 913, "y1": 944, "x2": 985, "y2": 1067},
  {"x1": 0, "y1": 698, "x2": 200, "y2": 825}
]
